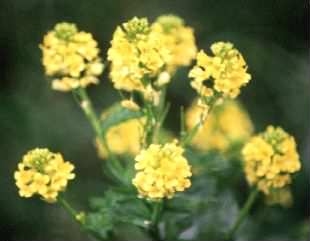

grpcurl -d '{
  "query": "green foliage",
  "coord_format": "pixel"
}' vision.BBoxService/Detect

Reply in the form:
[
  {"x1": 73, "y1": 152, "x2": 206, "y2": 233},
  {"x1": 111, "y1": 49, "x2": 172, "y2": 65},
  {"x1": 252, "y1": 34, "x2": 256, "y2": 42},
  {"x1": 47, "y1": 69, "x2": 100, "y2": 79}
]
[{"x1": 84, "y1": 188, "x2": 151, "y2": 239}]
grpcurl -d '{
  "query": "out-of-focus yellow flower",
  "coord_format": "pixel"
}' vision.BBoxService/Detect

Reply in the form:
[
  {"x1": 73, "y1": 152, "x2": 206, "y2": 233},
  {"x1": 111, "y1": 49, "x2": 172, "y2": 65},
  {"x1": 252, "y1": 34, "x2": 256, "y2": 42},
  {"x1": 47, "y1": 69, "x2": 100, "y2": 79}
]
[
  {"x1": 242, "y1": 126, "x2": 301, "y2": 194},
  {"x1": 96, "y1": 107, "x2": 145, "y2": 158},
  {"x1": 265, "y1": 188, "x2": 293, "y2": 207},
  {"x1": 132, "y1": 141, "x2": 192, "y2": 199},
  {"x1": 96, "y1": 103, "x2": 175, "y2": 159},
  {"x1": 96, "y1": 118, "x2": 144, "y2": 158},
  {"x1": 152, "y1": 15, "x2": 197, "y2": 73},
  {"x1": 189, "y1": 42, "x2": 251, "y2": 102},
  {"x1": 40, "y1": 22, "x2": 104, "y2": 92},
  {"x1": 107, "y1": 17, "x2": 171, "y2": 95},
  {"x1": 186, "y1": 99, "x2": 253, "y2": 152},
  {"x1": 14, "y1": 148, "x2": 75, "y2": 203}
]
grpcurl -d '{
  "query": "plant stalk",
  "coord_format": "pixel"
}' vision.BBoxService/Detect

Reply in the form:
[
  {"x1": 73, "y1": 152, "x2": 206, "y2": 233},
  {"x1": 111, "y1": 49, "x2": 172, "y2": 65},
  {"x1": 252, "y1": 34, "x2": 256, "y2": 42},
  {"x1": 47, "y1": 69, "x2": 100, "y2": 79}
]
[
  {"x1": 149, "y1": 200, "x2": 163, "y2": 241},
  {"x1": 73, "y1": 88, "x2": 125, "y2": 185},
  {"x1": 225, "y1": 188, "x2": 259, "y2": 241},
  {"x1": 58, "y1": 196, "x2": 79, "y2": 221}
]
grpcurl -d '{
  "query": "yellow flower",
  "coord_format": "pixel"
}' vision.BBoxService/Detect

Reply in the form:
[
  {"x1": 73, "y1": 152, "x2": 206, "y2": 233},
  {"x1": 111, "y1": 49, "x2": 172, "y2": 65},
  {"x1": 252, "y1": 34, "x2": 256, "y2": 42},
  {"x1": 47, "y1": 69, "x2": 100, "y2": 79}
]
[
  {"x1": 96, "y1": 106, "x2": 145, "y2": 158},
  {"x1": 186, "y1": 99, "x2": 253, "y2": 152},
  {"x1": 265, "y1": 188, "x2": 293, "y2": 207},
  {"x1": 107, "y1": 17, "x2": 171, "y2": 95},
  {"x1": 14, "y1": 148, "x2": 75, "y2": 203},
  {"x1": 152, "y1": 15, "x2": 197, "y2": 73},
  {"x1": 96, "y1": 118, "x2": 144, "y2": 159},
  {"x1": 95, "y1": 103, "x2": 175, "y2": 159},
  {"x1": 189, "y1": 42, "x2": 251, "y2": 101},
  {"x1": 40, "y1": 22, "x2": 104, "y2": 92},
  {"x1": 242, "y1": 126, "x2": 301, "y2": 194},
  {"x1": 132, "y1": 141, "x2": 192, "y2": 199}
]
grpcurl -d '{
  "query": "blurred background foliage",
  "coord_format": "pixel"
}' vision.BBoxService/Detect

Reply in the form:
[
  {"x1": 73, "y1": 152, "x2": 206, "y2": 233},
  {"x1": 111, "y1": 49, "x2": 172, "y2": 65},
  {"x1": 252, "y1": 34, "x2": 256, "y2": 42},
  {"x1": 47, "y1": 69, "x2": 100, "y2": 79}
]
[{"x1": 0, "y1": 0, "x2": 309, "y2": 240}]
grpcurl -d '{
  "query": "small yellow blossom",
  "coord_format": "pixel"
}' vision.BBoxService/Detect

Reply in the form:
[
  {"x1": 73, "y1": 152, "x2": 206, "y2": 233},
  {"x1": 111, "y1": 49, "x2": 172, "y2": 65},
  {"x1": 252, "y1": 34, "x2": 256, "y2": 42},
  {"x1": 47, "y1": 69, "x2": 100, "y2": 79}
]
[
  {"x1": 189, "y1": 42, "x2": 251, "y2": 101},
  {"x1": 265, "y1": 188, "x2": 293, "y2": 207},
  {"x1": 152, "y1": 15, "x2": 197, "y2": 73},
  {"x1": 40, "y1": 22, "x2": 104, "y2": 92},
  {"x1": 242, "y1": 126, "x2": 301, "y2": 194},
  {"x1": 132, "y1": 141, "x2": 192, "y2": 199},
  {"x1": 107, "y1": 17, "x2": 171, "y2": 95},
  {"x1": 14, "y1": 148, "x2": 75, "y2": 203},
  {"x1": 186, "y1": 99, "x2": 253, "y2": 152}
]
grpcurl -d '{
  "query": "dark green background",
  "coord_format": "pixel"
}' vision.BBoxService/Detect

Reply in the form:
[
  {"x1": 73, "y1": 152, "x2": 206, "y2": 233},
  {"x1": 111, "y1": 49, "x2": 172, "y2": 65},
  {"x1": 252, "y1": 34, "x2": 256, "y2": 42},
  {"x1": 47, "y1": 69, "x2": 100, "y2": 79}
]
[{"x1": 0, "y1": 0, "x2": 309, "y2": 240}]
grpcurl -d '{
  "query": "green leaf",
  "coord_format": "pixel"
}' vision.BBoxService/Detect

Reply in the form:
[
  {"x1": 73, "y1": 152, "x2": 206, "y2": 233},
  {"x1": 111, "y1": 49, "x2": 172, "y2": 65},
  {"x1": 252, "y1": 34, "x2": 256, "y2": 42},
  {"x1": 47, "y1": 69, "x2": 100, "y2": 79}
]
[
  {"x1": 84, "y1": 211, "x2": 114, "y2": 240},
  {"x1": 100, "y1": 104, "x2": 144, "y2": 133},
  {"x1": 87, "y1": 188, "x2": 151, "y2": 237}
]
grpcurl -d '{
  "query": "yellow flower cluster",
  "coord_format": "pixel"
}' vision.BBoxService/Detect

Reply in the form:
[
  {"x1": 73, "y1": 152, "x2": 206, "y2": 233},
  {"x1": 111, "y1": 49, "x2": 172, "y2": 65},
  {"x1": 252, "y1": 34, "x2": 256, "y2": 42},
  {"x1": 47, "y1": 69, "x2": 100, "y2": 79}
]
[
  {"x1": 96, "y1": 117, "x2": 144, "y2": 159},
  {"x1": 152, "y1": 15, "x2": 197, "y2": 73},
  {"x1": 186, "y1": 99, "x2": 253, "y2": 152},
  {"x1": 242, "y1": 126, "x2": 301, "y2": 194},
  {"x1": 189, "y1": 42, "x2": 251, "y2": 102},
  {"x1": 14, "y1": 148, "x2": 75, "y2": 203},
  {"x1": 265, "y1": 188, "x2": 293, "y2": 207},
  {"x1": 107, "y1": 17, "x2": 172, "y2": 103},
  {"x1": 132, "y1": 141, "x2": 192, "y2": 199},
  {"x1": 40, "y1": 22, "x2": 104, "y2": 92}
]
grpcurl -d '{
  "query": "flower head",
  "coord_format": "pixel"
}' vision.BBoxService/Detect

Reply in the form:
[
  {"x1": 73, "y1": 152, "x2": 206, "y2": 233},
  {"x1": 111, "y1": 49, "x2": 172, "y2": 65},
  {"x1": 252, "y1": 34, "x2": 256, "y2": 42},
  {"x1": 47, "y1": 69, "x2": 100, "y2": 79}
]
[
  {"x1": 186, "y1": 99, "x2": 253, "y2": 152},
  {"x1": 14, "y1": 148, "x2": 75, "y2": 203},
  {"x1": 132, "y1": 141, "x2": 192, "y2": 199},
  {"x1": 242, "y1": 126, "x2": 301, "y2": 194},
  {"x1": 40, "y1": 22, "x2": 104, "y2": 91},
  {"x1": 152, "y1": 15, "x2": 197, "y2": 73},
  {"x1": 189, "y1": 42, "x2": 251, "y2": 102},
  {"x1": 107, "y1": 17, "x2": 171, "y2": 95}
]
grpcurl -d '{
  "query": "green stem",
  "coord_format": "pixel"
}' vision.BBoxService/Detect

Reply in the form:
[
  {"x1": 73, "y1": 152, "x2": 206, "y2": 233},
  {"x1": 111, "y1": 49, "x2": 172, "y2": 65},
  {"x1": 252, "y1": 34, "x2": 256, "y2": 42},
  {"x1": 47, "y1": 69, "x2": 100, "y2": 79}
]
[
  {"x1": 152, "y1": 103, "x2": 170, "y2": 144},
  {"x1": 74, "y1": 88, "x2": 102, "y2": 140},
  {"x1": 144, "y1": 102, "x2": 156, "y2": 147},
  {"x1": 58, "y1": 196, "x2": 107, "y2": 241},
  {"x1": 180, "y1": 106, "x2": 186, "y2": 139},
  {"x1": 73, "y1": 88, "x2": 125, "y2": 185},
  {"x1": 143, "y1": 87, "x2": 169, "y2": 146},
  {"x1": 225, "y1": 188, "x2": 259, "y2": 240},
  {"x1": 180, "y1": 98, "x2": 218, "y2": 147},
  {"x1": 181, "y1": 120, "x2": 201, "y2": 147},
  {"x1": 149, "y1": 201, "x2": 163, "y2": 241},
  {"x1": 58, "y1": 196, "x2": 79, "y2": 223},
  {"x1": 181, "y1": 108, "x2": 208, "y2": 147}
]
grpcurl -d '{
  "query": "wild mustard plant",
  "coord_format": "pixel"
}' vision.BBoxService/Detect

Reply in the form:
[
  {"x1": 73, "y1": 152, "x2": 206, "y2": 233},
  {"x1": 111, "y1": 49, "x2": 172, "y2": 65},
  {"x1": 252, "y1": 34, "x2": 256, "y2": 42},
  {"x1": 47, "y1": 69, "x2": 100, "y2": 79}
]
[{"x1": 13, "y1": 14, "x2": 302, "y2": 241}]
